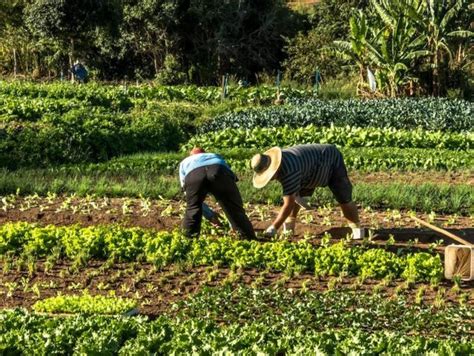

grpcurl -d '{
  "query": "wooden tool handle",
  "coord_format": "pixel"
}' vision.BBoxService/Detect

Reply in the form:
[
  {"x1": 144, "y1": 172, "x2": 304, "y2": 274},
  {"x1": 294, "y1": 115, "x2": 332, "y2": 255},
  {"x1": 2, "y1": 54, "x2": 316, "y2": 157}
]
[{"x1": 411, "y1": 216, "x2": 473, "y2": 247}]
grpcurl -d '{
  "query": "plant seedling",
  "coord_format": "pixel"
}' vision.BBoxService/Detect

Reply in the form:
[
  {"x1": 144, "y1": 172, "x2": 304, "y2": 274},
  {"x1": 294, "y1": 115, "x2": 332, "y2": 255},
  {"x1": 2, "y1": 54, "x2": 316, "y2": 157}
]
[
  {"x1": 415, "y1": 286, "x2": 425, "y2": 305},
  {"x1": 451, "y1": 275, "x2": 462, "y2": 294},
  {"x1": 434, "y1": 288, "x2": 446, "y2": 308}
]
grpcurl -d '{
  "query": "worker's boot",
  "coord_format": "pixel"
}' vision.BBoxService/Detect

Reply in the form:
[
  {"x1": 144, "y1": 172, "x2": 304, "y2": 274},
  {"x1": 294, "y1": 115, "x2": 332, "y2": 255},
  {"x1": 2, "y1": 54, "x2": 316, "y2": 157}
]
[
  {"x1": 283, "y1": 216, "x2": 296, "y2": 236},
  {"x1": 350, "y1": 226, "x2": 365, "y2": 240}
]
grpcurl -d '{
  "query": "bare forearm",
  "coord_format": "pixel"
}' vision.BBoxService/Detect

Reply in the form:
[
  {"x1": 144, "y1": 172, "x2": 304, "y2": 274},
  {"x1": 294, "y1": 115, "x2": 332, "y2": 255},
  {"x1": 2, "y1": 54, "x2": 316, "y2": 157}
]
[{"x1": 272, "y1": 196, "x2": 296, "y2": 229}]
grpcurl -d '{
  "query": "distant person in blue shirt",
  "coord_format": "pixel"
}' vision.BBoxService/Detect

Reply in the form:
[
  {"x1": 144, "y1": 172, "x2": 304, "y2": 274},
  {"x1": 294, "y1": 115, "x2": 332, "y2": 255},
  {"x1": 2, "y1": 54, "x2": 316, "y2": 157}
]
[
  {"x1": 179, "y1": 147, "x2": 255, "y2": 239},
  {"x1": 71, "y1": 60, "x2": 88, "y2": 83}
]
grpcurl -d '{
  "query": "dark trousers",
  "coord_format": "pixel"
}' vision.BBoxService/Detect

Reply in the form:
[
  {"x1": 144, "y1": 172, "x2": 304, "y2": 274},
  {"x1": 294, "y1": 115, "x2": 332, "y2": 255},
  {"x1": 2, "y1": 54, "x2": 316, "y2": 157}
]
[{"x1": 182, "y1": 164, "x2": 255, "y2": 239}]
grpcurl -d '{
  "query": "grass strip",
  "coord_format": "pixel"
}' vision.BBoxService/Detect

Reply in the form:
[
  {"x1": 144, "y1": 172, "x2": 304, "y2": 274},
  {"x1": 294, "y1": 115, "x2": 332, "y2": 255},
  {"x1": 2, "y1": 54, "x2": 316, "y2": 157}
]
[
  {"x1": 5, "y1": 147, "x2": 470, "y2": 175},
  {"x1": 1, "y1": 169, "x2": 471, "y2": 214}
]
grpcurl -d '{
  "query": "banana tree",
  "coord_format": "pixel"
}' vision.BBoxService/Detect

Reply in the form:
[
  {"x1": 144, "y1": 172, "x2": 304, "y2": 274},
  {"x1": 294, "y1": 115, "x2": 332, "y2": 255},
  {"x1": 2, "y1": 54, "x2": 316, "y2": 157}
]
[
  {"x1": 333, "y1": 10, "x2": 371, "y2": 94},
  {"x1": 366, "y1": 16, "x2": 430, "y2": 96},
  {"x1": 403, "y1": 0, "x2": 473, "y2": 95}
]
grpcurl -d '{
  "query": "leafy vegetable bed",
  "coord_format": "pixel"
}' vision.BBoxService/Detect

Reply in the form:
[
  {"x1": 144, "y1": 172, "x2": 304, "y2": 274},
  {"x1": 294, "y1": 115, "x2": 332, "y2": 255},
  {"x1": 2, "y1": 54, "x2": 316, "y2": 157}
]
[
  {"x1": 186, "y1": 125, "x2": 473, "y2": 150},
  {"x1": 177, "y1": 286, "x2": 472, "y2": 339},
  {"x1": 0, "y1": 82, "x2": 308, "y2": 105},
  {"x1": 0, "y1": 222, "x2": 443, "y2": 282},
  {"x1": 32, "y1": 294, "x2": 137, "y2": 315},
  {"x1": 202, "y1": 97, "x2": 473, "y2": 132},
  {"x1": 1, "y1": 285, "x2": 472, "y2": 354}
]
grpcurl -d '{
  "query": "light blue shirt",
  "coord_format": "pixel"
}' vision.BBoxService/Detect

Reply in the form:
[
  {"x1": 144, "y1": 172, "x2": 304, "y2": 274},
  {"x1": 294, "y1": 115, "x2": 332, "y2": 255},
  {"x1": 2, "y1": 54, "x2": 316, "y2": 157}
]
[
  {"x1": 179, "y1": 153, "x2": 229, "y2": 221},
  {"x1": 179, "y1": 153, "x2": 229, "y2": 187}
]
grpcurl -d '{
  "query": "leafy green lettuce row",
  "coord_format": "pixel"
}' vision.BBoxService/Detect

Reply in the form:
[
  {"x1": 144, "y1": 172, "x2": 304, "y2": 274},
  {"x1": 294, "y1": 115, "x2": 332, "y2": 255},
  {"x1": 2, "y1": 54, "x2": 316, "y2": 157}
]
[
  {"x1": 0, "y1": 222, "x2": 443, "y2": 282},
  {"x1": 0, "y1": 81, "x2": 310, "y2": 105},
  {"x1": 32, "y1": 294, "x2": 137, "y2": 315},
  {"x1": 0, "y1": 309, "x2": 471, "y2": 355},
  {"x1": 186, "y1": 125, "x2": 473, "y2": 151}
]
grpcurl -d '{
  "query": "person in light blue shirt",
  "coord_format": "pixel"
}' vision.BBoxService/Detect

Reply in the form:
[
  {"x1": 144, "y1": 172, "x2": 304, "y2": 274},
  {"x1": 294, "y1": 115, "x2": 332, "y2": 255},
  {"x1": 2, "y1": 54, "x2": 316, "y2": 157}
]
[
  {"x1": 179, "y1": 150, "x2": 225, "y2": 224},
  {"x1": 179, "y1": 147, "x2": 255, "y2": 239}
]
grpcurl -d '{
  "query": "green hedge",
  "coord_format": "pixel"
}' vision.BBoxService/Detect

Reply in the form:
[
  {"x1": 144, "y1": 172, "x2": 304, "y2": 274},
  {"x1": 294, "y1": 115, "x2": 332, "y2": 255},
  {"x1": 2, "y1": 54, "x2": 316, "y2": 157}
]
[
  {"x1": 0, "y1": 108, "x2": 186, "y2": 168},
  {"x1": 202, "y1": 98, "x2": 473, "y2": 132}
]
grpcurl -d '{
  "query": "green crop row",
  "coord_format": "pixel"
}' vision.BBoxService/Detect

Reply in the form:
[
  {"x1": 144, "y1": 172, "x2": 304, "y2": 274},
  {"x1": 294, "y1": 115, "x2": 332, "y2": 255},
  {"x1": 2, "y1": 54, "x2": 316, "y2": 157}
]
[
  {"x1": 32, "y1": 294, "x2": 137, "y2": 315},
  {"x1": 0, "y1": 81, "x2": 308, "y2": 105},
  {"x1": 186, "y1": 125, "x2": 473, "y2": 151},
  {"x1": 35, "y1": 147, "x2": 474, "y2": 176},
  {"x1": 0, "y1": 96, "x2": 86, "y2": 122},
  {"x1": 202, "y1": 97, "x2": 473, "y2": 132},
  {"x1": 178, "y1": 286, "x2": 471, "y2": 339},
  {"x1": 0, "y1": 81, "x2": 133, "y2": 109},
  {"x1": 0, "y1": 222, "x2": 443, "y2": 282},
  {"x1": 127, "y1": 84, "x2": 308, "y2": 104},
  {"x1": 1, "y1": 309, "x2": 471, "y2": 355}
]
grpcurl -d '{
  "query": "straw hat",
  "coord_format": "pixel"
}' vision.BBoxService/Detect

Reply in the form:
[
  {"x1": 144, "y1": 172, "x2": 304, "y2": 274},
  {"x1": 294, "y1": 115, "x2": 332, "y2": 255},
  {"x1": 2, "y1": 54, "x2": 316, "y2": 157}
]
[{"x1": 251, "y1": 147, "x2": 282, "y2": 188}]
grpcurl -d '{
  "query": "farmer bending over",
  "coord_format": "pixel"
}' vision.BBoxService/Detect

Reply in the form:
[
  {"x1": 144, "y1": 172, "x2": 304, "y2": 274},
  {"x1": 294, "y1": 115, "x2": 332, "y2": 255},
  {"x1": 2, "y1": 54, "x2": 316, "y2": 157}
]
[
  {"x1": 251, "y1": 144, "x2": 364, "y2": 239},
  {"x1": 179, "y1": 147, "x2": 255, "y2": 239}
]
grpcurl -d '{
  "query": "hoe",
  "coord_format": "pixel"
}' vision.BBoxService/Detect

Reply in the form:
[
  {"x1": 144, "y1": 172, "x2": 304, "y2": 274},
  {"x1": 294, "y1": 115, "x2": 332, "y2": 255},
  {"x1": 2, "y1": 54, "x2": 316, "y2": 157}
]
[{"x1": 412, "y1": 216, "x2": 474, "y2": 281}]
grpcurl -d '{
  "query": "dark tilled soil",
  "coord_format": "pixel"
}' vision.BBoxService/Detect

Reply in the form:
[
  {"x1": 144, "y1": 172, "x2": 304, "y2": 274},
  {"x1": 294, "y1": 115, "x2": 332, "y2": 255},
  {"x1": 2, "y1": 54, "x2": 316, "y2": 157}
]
[
  {"x1": 0, "y1": 197, "x2": 472, "y2": 253},
  {"x1": 1, "y1": 197, "x2": 473, "y2": 316},
  {"x1": 1, "y1": 261, "x2": 472, "y2": 317}
]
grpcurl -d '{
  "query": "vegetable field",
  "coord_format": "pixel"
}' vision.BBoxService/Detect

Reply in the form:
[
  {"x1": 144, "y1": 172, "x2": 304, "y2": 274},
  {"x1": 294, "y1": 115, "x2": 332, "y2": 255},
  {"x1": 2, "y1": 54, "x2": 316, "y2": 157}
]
[{"x1": 0, "y1": 81, "x2": 473, "y2": 354}]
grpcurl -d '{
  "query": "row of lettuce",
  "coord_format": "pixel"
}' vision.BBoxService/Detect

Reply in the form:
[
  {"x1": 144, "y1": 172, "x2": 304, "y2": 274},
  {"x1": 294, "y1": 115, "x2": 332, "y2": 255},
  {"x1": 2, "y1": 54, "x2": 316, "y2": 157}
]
[
  {"x1": 0, "y1": 81, "x2": 309, "y2": 107},
  {"x1": 1, "y1": 285, "x2": 473, "y2": 354},
  {"x1": 1, "y1": 222, "x2": 443, "y2": 282},
  {"x1": 1, "y1": 310, "x2": 471, "y2": 355},
  {"x1": 185, "y1": 125, "x2": 473, "y2": 150}
]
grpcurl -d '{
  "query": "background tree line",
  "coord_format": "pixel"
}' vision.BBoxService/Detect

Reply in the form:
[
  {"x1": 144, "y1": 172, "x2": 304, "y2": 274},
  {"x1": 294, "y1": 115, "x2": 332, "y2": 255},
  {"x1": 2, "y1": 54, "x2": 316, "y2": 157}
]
[{"x1": 0, "y1": 0, "x2": 472, "y2": 97}]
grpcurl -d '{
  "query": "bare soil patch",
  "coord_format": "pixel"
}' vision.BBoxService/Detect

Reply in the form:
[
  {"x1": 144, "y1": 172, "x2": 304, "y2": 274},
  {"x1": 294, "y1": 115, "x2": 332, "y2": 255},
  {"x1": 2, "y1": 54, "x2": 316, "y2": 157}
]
[{"x1": 1, "y1": 261, "x2": 472, "y2": 317}]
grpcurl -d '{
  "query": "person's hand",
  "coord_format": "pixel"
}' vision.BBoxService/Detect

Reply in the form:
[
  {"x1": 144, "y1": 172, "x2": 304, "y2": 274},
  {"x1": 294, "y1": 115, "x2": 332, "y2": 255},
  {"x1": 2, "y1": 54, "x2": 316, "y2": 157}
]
[
  {"x1": 264, "y1": 225, "x2": 277, "y2": 237},
  {"x1": 209, "y1": 214, "x2": 222, "y2": 227}
]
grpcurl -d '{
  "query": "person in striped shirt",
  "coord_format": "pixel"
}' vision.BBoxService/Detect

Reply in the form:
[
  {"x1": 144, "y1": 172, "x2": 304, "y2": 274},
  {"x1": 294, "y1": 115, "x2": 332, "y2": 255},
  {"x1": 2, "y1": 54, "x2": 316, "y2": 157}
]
[{"x1": 251, "y1": 144, "x2": 363, "y2": 239}]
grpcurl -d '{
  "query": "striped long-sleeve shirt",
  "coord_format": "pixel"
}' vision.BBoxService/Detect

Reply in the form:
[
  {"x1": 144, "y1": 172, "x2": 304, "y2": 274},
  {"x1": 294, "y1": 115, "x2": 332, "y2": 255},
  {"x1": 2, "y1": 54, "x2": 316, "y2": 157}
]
[{"x1": 276, "y1": 144, "x2": 342, "y2": 196}]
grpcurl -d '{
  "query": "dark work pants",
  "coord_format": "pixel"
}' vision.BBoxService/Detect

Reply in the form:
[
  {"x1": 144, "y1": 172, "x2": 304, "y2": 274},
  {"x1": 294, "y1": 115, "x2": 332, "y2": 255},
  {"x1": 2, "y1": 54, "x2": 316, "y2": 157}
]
[{"x1": 182, "y1": 164, "x2": 255, "y2": 239}]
